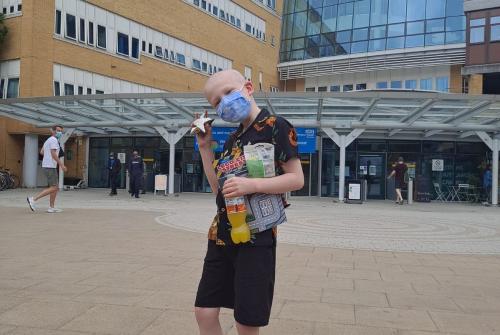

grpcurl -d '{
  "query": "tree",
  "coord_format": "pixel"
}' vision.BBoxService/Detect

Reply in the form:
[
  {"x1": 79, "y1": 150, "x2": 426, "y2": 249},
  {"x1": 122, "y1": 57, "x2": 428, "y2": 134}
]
[{"x1": 0, "y1": 13, "x2": 8, "y2": 46}]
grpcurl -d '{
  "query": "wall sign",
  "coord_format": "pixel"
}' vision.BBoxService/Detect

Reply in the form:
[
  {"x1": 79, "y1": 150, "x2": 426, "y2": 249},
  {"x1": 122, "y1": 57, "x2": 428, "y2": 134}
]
[{"x1": 432, "y1": 159, "x2": 444, "y2": 171}]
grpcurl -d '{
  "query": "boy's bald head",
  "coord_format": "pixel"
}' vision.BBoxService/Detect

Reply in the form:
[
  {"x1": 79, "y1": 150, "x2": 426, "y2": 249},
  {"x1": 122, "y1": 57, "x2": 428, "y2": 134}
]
[{"x1": 204, "y1": 70, "x2": 249, "y2": 108}]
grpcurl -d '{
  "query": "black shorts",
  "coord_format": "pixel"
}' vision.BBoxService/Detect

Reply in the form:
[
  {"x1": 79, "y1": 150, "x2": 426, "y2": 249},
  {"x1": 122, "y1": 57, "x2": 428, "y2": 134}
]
[
  {"x1": 395, "y1": 179, "x2": 405, "y2": 189},
  {"x1": 195, "y1": 240, "x2": 276, "y2": 327}
]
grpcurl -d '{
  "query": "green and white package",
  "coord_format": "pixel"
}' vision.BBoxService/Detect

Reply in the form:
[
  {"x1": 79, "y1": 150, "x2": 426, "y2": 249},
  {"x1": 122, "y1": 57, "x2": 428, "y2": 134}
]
[{"x1": 244, "y1": 143, "x2": 275, "y2": 178}]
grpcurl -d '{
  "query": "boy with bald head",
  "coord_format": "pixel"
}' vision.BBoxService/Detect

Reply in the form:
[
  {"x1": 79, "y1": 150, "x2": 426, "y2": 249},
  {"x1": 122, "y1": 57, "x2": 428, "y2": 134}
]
[{"x1": 194, "y1": 70, "x2": 304, "y2": 335}]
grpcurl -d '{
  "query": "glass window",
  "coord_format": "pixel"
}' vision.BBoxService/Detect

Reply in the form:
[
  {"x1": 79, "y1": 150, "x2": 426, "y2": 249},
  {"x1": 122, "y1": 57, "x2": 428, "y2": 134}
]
[
  {"x1": 295, "y1": 0, "x2": 307, "y2": 12},
  {"x1": 436, "y1": 77, "x2": 448, "y2": 92},
  {"x1": 18, "y1": 4, "x2": 22, "y2": 12},
  {"x1": 456, "y1": 142, "x2": 486, "y2": 154},
  {"x1": 405, "y1": 79, "x2": 417, "y2": 89},
  {"x1": 219, "y1": 9, "x2": 225, "y2": 20},
  {"x1": 426, "y1": 19, "x2": 445, "y2": 33},
  {"x1": 352, "y1": 28, "x2": 368, "y2": 41},
  {"x1": 201, "y1": 0, "x2": 206, "y2": 9},
  {"x1": 192, "y1": 59, "x2": 201, "y2": 70},
  {"x1": 330, "y1": 85, "x2": 341, "y2": 92},
  {"x1": 55, "y1": 10, "x2": 62, "y2": 35},
  {"x1": 213, "y1": 6, "x2": 218, "y2": 15},
  {"x1": 405, "y1": 34, "x2": 424, "y2": 48},
  {"x1": 78, "y1": 86, "x2": 83, "y2": 95},
  {"x1": 420, "y1": 78, "x2": 432, "y2": 90},
  {"x1": 97, "y1": 25, "x2": 106, "y2": 48},
  {"x1": 368, "y1": 38, "x2": 386, "y2": 51},
  {"x1": 202, "y1": 62, "x2": 208, "y2": 72},
  {"x1": 388, "y1": 23, "x2": 404, "y2": 37},
  {"x1": 387, "y1": 36, "x2": 404, "y2": 49},
  {"x1": 343, "y1": 84, "x2": 353, "y2": 91},
  {"x1": 470, "y1": 18, "x2": 485, "y2": 27},
  {"x1": 6, "y1": 78, "x2": 19, "y2": 98},
  {"x1": 446, "y1": 30, "x2": 465, "y2": 44},
  {"x1": 370, "y1": 0, "x2": 388, "y2": 26},
  {"x1": 322, "y1": 5, "x2": 338, "y2": 32},
  {"x1": 292, "y1": 37, "x2": 305, "y2": 50},
  {"x1": 320, "y1": 45, "x2": 334, "y2": 57},
  {"x1": 54, "y1": 81, "x2": 60, "y2": 96},
  {"x1": 426, "y1": 0, "x2": 445, "y2": 19},
  {"x1": 176, "y1": 53, "x2": 186, "y2": 65},
  {"x1": 491, "y1": 17, "x2": 500, "y2": 41},
  {"x1": 356, "y1": 83, "x2": 367, "y2": 90},
  {"x1": 446, "y1": 16, "x2": 465, "y2": 31},
  {"x1": 117, "y1": 32, "x2": 129, "y2": 56},
  {"x1": 407, "y1": 0, "x2": 425, "y2": 21},
  {"x1": 148, "y1": 43, "x2": 153, "y2": 54},
  {"x1": 446, "y1": 0, "x2": 463, "y2": 17},
  {"x1": 66, "y1": 13, "x2": 76, "y2": 39},
  {"x1": 193, "y1": 0, "x2": 199, "y2": 5},
  {"x1": 318, "y1": 86, "x2": 328, "y2": 92},
  {"x1": 336, "y1": 30, "x2": 351, "y2": 42},
  {"x1": 79, "y1": 18, "x2": 85, "y2": 42},
  {"x1": 305, "y1": 87, "x2": 316, "y2": 92},
  {"x1": 390, "y1": 80, "x2": 402, "y2": 89},
  {"x1": 388, "y1": 0, "x2": 406, "y2": 23},
  {"x1": 0, "y1": 79, "x2": 4, "y2": 99},
  {"x1": 376, "y1": 81, "x2": 388, "y2": 89},
  {"x1": 353, "y1": 0, "x2": 370, "y2": 28},
  {"x1": 407, "y1": 21, "x2": 424, "y2": 35},
  {"x1": 292, "y1": 11, "x2": 307, "y2": 37},
  {"x1": 96, "y1": 90, "x2": 104, "y2": 94},
  {"x1": 307, "y1": 9, "x2": 322, "y2": 35},
  {"x1": 310, "y1": 0, "x2": 322, "y2": 8},
  {"x1": 154, "y1": 46, "x2": 163, "y2": 58},
  {"x1": 64, "y1": 83, "x2": 74, "y2": 95},
  {"x1": 426, "y1": 32, "x2": 445, "y2": 45},
  {"x1": 470, "y1": 27, "x2": 484, "y2": 43},
  {"x1": 351, "y1": 41, "x2": 368, "y2": 53},
  {"x1": 423, "y1": 141, "x2": 455, "y2": 153},
  {"x1": 131, "y1": 37, "x2": 139, "y2": 59},
  {"x1": 87, "y1": 88, "x2": 92, "y2": 94},
  {"x1": 236, "y1": 18, "x2": 241, "y2": 28},
  {"x1": 370, "y1": 25, "x2": 386, "y2": 39},
  {"x1": 88, "y1": 22, "x2": 94, "y2": 45},
  {"x1": 337, "y1": 2, "x2": 354, "y2": 30},
  {"x1": 9, "y1": 5, "x2": 13, "y2": 13},
  {"x1": 389, "y1": 141, "x2": 421, "y2": 153}
]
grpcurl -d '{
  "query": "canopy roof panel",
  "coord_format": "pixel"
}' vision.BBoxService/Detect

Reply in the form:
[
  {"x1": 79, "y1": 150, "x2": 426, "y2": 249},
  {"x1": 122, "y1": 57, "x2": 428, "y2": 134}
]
[{"x1": 0, "y1": 91, "x2": 499, "y2": 140}]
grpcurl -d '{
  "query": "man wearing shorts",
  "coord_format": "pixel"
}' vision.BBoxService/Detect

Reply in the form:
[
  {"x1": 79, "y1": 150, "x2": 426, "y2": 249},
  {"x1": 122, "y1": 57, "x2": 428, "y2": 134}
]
[
  {"x1": 194, "y1": 69, "x2": 304, "y2": 335},
  {"x1": 387, "y1": 156, "x2": 407, "y2": 205},
  {"x1": 27, "y1": 125, "x2": 67, "y2": 213}
]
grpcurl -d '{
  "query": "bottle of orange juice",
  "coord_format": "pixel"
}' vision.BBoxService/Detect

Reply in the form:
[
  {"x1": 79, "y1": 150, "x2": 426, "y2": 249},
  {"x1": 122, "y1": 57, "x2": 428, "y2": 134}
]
[{"x1": 225, "y1": 174, "x2": 251, "y2": 244}]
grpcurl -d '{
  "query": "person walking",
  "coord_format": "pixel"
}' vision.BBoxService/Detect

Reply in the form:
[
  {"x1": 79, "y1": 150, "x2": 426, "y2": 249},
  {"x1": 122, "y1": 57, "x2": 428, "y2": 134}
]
[
  {"x1": 387, "y1": 156, "x2": 407, "y2": 205},
  {"x1": 27, "y1": 125, "x2": 67, "y2": 213},
  {"x1": 483, "y1": 164, "x2": 492, "y2": 205},
  {"x1": 128, "y1": 150, "x2": 143, "y2": 198},
  {"x1": 108, "y1": 152, "x2": 121, "y2": 196}
]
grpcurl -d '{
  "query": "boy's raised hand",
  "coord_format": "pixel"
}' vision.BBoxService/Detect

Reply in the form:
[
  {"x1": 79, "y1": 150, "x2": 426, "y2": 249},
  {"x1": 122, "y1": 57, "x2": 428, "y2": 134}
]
[{"x1": 193, "y1": 111, "x2": 213, "y2": 150}]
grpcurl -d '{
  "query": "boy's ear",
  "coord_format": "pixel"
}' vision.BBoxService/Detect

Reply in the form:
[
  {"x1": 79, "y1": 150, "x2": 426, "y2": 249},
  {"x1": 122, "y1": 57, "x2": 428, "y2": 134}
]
[{"x1": 244, "y1": 80, "x2": 254, "y2": 96}]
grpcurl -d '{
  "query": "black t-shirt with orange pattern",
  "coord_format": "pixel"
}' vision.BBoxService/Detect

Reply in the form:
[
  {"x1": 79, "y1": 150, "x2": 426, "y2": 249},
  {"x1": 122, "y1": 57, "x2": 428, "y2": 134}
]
[{"x1": 208, "y1": 108, "x2": 299, "y2": 247}]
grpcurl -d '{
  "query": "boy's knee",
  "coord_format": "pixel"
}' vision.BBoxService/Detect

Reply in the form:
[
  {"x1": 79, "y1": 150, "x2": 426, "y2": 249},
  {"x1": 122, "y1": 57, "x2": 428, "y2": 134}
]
[
  {"x1": 195, "y1": 307, "x2": 219, "y2": 326},
  {"x1": 235, "y1": 321, "x2": 259, "y2": 334}
]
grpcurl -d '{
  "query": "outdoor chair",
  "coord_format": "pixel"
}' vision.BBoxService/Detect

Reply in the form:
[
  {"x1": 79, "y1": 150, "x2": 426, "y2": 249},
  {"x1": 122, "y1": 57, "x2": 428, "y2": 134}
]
[
  {"x1": 433, "y1": 183, "x2": 447, "y2": 202},
  {"x1": 457, "y1": 184, "x2": 471, "y2": 202}
]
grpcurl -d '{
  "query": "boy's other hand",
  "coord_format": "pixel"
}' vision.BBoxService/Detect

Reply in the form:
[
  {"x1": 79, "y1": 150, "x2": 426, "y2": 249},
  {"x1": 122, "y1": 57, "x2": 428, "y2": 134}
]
[{"x1": 222, "y1": 176, "x2": 257, "y2": 198}]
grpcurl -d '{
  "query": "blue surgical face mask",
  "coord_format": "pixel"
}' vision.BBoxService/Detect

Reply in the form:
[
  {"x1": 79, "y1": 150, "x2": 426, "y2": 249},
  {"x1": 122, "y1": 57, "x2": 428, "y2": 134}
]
[
  {"x1": 55, "y1": 131, "x2": 63, "y2": 139},
  {"x1": 216, "y1": 87, "x2": 251, "y2": 123}
]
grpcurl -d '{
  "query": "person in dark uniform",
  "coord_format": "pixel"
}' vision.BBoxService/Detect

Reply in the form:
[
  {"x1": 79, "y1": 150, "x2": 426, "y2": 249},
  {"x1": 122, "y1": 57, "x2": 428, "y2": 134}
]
[
  {"x1": 387, "y1": 156, "x2": 408, "y2": 205},
  {"x1": 108, "y1": 152, "x2": 121, "y2": 196},
  {"x1": 128, "y1": 150, "x2": 143, "y2": 198}
]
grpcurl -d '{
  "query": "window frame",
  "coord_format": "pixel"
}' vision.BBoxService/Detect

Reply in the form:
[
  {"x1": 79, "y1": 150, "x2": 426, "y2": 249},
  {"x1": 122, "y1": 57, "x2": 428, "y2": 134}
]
[
  {"x1": 469, "y1": 18, "x2": 485, "y2": 44},
  {"x1": 79, "y1": 18, "x2": 86, "y2": 43},
  {"x1": 491, "y1": 16, "x2": 500, "y2": 42},
  {"x1": 88, "y1": 21, "x2": 94, "y2": 45},
  {"x1": 176, "y1": 53, "x2": 186, "y2": 66},
  {"x1": 55, "y1": 10, "x2": 62, "y2": 35},
  {"x1": 54, "y1": 81, "x2": 61, "y2": 96},
  {"x1": 78, "y1": 86, "x2": 84, "y2": 95},
  {"x1": 0, "y1": 78, "x2": 4, "y2": 99},
  {"x1": 65, "y1": 13, "x2": 77, "y2": 40},
  {"x1": 64, "y1": 83, "x2": 75, "y2": 96},
  {"x1": 154, "y1": 46, "x2": 163, "y2": 58},
  {"x1": 117, "y1": 32, "x2": 130, "y2": 56},
  {"x1": 97, "y1": 25, "x2": 107, "y2": 49},
  {"x1": 6, "y1": 78, "x2": 19, "y2": 99},
  {"x1": 131, "y1": 37, "x2": 140, "y2": 59},
  {"x1": 192, "y1": 59, "x2": 202, "y2": 71}
]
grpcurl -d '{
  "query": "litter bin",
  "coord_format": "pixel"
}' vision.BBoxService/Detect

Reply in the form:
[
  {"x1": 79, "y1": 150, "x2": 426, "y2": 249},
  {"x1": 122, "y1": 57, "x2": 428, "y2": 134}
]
[{"x1": 345, "y1": 179, "x2": 364, "y2": 204}]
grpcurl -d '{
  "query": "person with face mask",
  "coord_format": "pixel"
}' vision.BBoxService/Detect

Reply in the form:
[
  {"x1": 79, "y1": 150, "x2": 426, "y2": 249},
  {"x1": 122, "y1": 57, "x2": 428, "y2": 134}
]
[
  {"x1": 127, "y1": 150, "x2": 143, "y2": 198},
  {"x1": 108, "y1": 152, "x2": 121, "y2": 196},
  {"x1": 194, "y1": 70, "x2": 304, "y2": 334},
  {"x1": 27, "y1": 125, "x2": 67, "y2": 213},
  {"x1": 387, "y1": 156, "x2": 408, "y2": 205}
]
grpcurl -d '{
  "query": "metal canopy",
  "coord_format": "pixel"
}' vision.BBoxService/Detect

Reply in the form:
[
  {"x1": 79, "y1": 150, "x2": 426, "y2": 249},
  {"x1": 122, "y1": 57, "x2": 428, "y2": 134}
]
[{"x1": 1, "y1": 91, "x2": 500, "y2": 140}]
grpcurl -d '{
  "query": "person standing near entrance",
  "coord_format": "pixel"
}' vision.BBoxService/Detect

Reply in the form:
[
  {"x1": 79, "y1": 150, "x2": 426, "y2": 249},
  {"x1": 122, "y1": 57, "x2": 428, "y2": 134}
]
[
  {"x1": 108, "y1": 152, "x2": 121, "y2": 196},
  {"x1": 483, "y1": 164, "x2": 492, "y2": 205},
  {"x1": 194, "y1": 70, "x2": 304, "y2": 335},
  {"x1": 387, "y1": 156, "x2": 407, "y2": 205},
  {"x1": 128, "y1": 150, "x2": 143, "y2": 198},
  {"x1": 27, "y1": 125, "x2": 67, "y2": 213}
]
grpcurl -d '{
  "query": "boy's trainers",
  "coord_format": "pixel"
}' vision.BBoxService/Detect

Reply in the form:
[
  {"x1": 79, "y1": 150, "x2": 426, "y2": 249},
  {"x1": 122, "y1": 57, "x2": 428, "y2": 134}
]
[
  {"x1": 27, "y1": 197, "x2": 36, "y2": 212},
  {"x1": 47, "y1": 207, "x2": 63, "y2": 213}
]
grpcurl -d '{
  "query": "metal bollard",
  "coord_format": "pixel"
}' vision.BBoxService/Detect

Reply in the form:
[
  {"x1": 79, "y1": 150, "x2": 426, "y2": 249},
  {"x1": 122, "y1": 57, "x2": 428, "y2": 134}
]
[{"x1": 408, "y1": 179, "x2": 413, "y2": 204}]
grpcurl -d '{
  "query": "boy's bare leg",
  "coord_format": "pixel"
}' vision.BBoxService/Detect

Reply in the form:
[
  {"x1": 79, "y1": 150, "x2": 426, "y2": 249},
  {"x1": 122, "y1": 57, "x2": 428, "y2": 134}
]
[
  {"x1": 195, "y1": 307, "x2": 223, "y2": 335},
  {"x1": 236, "y1": 322, "x2": 259, "y2": 335},
  {"x1": 49, "y1": 188, "x2": 58, "y2": 208},
  {"x1": 395, "y1": 188, "x2": 403, "y2": 202}
]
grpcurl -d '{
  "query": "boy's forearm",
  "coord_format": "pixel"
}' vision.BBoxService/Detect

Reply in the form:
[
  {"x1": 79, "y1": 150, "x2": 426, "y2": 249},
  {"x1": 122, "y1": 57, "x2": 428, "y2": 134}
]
[
  {"x1": 253, "y1": 172, "x2": 304, "y2": 194},
  {"x1": 199, "y1": 148, "x2": 219, "y2": 194}
]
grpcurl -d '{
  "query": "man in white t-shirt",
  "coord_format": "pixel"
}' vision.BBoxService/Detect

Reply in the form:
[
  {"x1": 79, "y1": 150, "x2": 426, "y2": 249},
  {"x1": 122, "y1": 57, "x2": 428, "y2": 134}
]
[{"x1": 27, "y1": 125, "x2": 67, "y2": 213}]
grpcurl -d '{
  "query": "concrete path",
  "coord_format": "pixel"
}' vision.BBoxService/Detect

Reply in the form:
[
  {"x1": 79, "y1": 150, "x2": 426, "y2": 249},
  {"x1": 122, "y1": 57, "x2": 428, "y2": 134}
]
[{"x1": 0, "y1": 189, "x2": 499, "y2": 334}]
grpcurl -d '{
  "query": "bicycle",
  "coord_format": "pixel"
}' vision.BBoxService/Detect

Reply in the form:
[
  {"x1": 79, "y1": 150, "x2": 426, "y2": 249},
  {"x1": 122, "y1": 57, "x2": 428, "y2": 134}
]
[{"x1": 0, "y1": 168, "x2": 20, "y2": 191}]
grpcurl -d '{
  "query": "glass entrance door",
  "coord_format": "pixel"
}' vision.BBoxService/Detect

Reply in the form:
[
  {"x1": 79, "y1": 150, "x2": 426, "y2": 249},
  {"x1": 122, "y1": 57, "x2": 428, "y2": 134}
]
[{"x1": 358, "y1": 154, "x2": 386, "y2": 199}]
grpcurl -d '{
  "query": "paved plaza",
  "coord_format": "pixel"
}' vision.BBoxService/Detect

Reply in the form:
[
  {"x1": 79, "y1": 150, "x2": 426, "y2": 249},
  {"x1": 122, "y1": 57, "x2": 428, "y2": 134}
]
[{"x1": 1, "y1": 189, "x2": 500, "y2": 334}]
